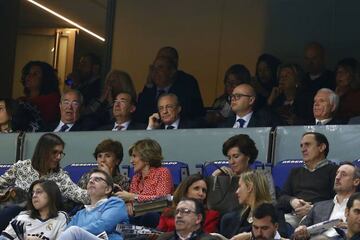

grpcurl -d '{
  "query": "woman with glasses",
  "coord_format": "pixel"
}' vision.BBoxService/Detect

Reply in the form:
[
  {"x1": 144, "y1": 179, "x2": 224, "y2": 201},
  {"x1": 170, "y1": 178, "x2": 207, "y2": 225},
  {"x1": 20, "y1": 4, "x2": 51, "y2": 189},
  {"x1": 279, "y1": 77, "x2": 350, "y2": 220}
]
[
  {"x1": 157, "y1": 174, "x2": 220, "y2": 233},
  {"x1": 0, "y1": 179, "x2": 67, "y2": 240},
  {"x1": 0, "y1": 133, "x2": 88, "y2": 231},
  {"x1": 58, "y1": 169, "x2": 128, "y2": 240}
]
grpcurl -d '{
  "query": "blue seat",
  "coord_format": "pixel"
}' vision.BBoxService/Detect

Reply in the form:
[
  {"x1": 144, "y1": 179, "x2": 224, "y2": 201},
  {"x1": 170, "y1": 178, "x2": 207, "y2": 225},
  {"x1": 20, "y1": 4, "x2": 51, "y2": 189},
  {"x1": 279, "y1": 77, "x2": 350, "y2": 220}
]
[
  {"x1": 0, "y1": 164, "x2": 12, "y2": 176},
  {"x1": 123, "y1": 161, "x2": 189, "y2": 187},
  {"x1": 353, "y1": 158, "x2": 360, "y2": 168},
  {"x1": 63, "y1": 163, "x2": 98, "y2": 183},
  {"x1": 271, "y1": 159, "x2": 303, "y2": 190},
  {"x1": 196, "y1": 160, "x2": 264, "y2": 177}
]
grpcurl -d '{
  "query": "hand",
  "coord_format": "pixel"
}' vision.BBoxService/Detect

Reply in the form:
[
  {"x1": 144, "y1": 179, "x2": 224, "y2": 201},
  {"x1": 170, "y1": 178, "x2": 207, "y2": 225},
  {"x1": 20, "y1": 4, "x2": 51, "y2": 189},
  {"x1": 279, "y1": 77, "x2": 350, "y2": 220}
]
[
  {"x1": 98, "y1": 163, "x2": 112, "y2": 176},
  {"x1": 114, "y1": 190, "x2": 136, "y2": 202},
  {"x1": 294, "y1": 225, "x2": 310, "y2": 240},
  {"x1": 230, "y1": 232, "x2": 251, "y2": 240},
  {"x1": 336, "y1": 219, "x2": 347, "y2": 229},
  {"x1": 148, "y1": 113, "x2": 161, "y2": 129},
  {"x1": 294, "y1": 200, "x2": 312, "y2": 217},
  {"x1": 126, "y1": 202, "x2": 134, "y2": 216},
  {"x1": 267, "y1": 87, "x2": 281, "y2": 105},
  {"x1": 113, "y1": 183, "x2": 123, "y2": 193},
  {"x1": 11, "y1": 220, "x2": 25, "y2": 240},
  {"x1": 290, "y1": 198, "x2": 305, "y2": 209}
]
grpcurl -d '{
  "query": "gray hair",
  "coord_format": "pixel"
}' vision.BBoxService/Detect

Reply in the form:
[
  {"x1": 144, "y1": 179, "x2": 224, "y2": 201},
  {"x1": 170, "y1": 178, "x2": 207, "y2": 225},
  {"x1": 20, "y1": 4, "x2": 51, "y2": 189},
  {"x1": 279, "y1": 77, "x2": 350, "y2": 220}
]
[
  {"x1": 157, "y1": 93, "x2": 180, "y2": 106},
  {"x1": 317, "y1": 88, "x2": 339, "y2": 111},
  {"x1": 61, "y1": 89, "x2": 83, "y2": 106}
]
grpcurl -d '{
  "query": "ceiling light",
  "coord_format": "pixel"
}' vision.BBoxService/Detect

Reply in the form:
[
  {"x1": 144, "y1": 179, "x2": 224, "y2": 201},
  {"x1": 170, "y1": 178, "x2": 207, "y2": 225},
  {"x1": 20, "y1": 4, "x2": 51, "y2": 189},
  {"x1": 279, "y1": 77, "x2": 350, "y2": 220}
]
[{"x1": 27, "y1": 0, "x2": 105, "y2": 42}]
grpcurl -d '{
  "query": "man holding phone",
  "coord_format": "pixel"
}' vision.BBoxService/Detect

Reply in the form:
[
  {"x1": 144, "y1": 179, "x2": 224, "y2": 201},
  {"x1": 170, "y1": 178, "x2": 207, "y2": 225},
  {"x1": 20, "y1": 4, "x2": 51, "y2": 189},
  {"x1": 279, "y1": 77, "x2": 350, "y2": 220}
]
[{"x1": 147, "y1": 93, "x2": 200, "y2": 130}]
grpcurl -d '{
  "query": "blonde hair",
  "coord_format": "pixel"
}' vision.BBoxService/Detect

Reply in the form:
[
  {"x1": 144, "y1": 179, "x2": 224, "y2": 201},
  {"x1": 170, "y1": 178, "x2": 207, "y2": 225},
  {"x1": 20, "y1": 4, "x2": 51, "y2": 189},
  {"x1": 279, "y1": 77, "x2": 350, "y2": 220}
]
[
  {"x1": 240, "y1": 171, "x2": 272, "y2": 211},
  {"x1": 128, "y1": 138, "x2": 163, "y2": 167}
]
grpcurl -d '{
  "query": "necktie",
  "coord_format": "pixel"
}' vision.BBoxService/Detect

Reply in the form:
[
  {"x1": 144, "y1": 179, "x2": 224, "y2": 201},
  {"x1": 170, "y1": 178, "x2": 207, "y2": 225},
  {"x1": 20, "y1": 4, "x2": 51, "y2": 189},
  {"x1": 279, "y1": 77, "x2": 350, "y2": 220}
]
[
  {"x1": 316, "y1": 121, "x2": 322, "y2": 125},
  {"x1": 116, "y1": 125, "x2": 124, "y2": 131},
  {"x1": 237, "y1": 119, "x2": 246, "y2": 128},
  {"x1": 166, "y1": 125, "x2": 175, "y2": 130},
  {"x1": 59, "y1": 124, "x2": 69, "y2": 132}
]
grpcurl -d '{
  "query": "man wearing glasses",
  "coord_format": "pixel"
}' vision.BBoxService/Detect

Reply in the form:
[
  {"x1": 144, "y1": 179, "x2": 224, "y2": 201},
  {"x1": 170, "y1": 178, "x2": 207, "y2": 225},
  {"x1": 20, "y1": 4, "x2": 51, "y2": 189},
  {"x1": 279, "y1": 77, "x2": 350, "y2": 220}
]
[
  {"x1": 44, "y1": 89, "x2": 93, "y2": 132},
  {"x1": 98, "y1": 91, "x2": 145, "y2": 131},
  {"x1": 147, "y1": 93, "x2": 200, "y2": 130},
  {"x1": 157, "y1": 198, "x2": 208, "y2": 240},
  {"x1": 58, "y1": 169, "x2": 128, "y2": 240},
  {"x1": 220, "y1": 83, "x2": 279, "y2": 128}
]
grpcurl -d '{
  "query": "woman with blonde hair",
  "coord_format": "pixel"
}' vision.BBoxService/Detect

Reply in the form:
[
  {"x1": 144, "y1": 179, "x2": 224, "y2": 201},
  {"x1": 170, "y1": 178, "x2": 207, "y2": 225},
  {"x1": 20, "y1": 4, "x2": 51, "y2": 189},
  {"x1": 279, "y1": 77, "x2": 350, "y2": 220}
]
[{"x1": 219, "y1": 171, "x2": 288, "y2": 239}]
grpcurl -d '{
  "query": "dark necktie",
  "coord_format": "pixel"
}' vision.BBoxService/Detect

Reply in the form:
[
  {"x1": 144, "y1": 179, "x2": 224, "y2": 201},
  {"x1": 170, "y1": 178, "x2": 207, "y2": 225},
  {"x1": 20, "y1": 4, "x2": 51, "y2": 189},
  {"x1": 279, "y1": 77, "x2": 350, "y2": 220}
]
[
  {"x1": 59, "y1": 124, "x2": 69, "y2": 132},
  {"x1": 166, "y1": 125, "x2": 175, "y2": 130},
  {"x1": 237, "y1": 119, "x2": 246, "y2": 128},
  {"x1": 116, "y1": 125, "x2": 124, "y2": 131},
  {"x1": 316, "y1": 121, "x2": 322, "y2": 125}
]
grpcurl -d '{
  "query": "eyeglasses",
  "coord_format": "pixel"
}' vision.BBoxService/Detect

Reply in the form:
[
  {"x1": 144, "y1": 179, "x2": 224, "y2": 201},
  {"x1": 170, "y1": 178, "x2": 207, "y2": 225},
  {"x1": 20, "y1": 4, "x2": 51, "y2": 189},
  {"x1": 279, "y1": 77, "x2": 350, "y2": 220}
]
[
  {"x1": 175, "y1": 208, "x2": 196, "y2": 215},
  {"x1": 61, "y1": 100, "x2": 80, "y2": 108},
  {"x1": 89, "y1": 176, "x2": 108, "y2": 184},
  {"x1": 53, "y1": 150, "x2": 66, "y2": 159},
  {"x1": 30, "y1": 189, "x2": 44, "y2": 197},
  {"x1": 228, "y1": 93, "x2": 253, "y2": 101},
  {"x1": 158, "y1": 104, "x2": 177, "y2": 112}
]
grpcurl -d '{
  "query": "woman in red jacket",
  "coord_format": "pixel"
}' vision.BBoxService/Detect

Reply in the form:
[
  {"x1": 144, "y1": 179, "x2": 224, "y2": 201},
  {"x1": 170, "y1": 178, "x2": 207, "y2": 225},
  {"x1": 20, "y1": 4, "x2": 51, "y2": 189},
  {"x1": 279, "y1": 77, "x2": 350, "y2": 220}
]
[{"x1": 157, "y1": 173, "x2": 220, "y2": 233}]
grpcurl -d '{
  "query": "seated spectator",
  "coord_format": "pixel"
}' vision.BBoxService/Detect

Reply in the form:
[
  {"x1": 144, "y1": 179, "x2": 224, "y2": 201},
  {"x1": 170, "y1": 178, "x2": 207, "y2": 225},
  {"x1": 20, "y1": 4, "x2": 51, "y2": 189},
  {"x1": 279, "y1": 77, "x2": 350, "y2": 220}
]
[
  {"x1": 220, "y1": 83, "x2": 281, "y2": 128},
  {"x1": 42, "y1": 89, "x2": 96, "y2": 132},
  {"x1": 219, "y1": 171, "x2": 288, "y2": 239},
  {"x1": 303, "y1": 42, "x2": 335, "y2": 95},
  {"x1": 98, "y1": 91, "x2": 145, "y2": 130},
  {"x1": 208, "y1": 64, "x2": 251, "y2": 126},
  {"x1": 83, "y1": 70, "x2": 137, "y2": 125},
  {"x1": 334, "y1": 58, "x2": 360, "y2": 122},
  {"x1": 294, "y1": 162, "x2": 360, "y2": 239},
  {"x1": 277, "y1": 132, "x2": 338, "y2": 227},
  {"x1": 345, "y1": 192, "x2": 360, "y2": 240},
  {"x1": 147, "y1": 93, "x2": 201, "y2": 130},
  {"x1": 212, "y1": 134, "x2": 275, "y2": 201},
  {"x1": 0, "y1": 133, "x2": 88, "y2": 231},
  {"x1": 0, "y1": 179, "x2": 67, "y2": 240},
  {"x1": 58, "y1": 169, "x2": 128, "y2": 240},
  {"x1": 267, "y1": 63, "x2": 313, "y2": 125},
  {"x1": 78, "y1": 139, "x2": 129, "y2": 191},
  {"x1": 0, "y1": 98, "x2": 18, "y2": 133},
  {"x1": 251, "y1": 54, "x2": 282, "y2": 110},
  {"x1": 115, "y1": 139, "x2": 173, "y2": 227},
  {"x1": 158, "y1": 174, "x2": 220, "y2": 233},
  {"x1": 66, "y1": 53, "x2": 102, "y2": 108},
  {"x1": 135, "y1": 54, "x2": 205, "y2": 123},
  {"x1": 18, "y1": 60, "x2": 60, "y2": 125},
  {"x1": 157, "y1": 198, "x2": 209, "y2": 240},
  {"x1": 312, "y1": 88, "x2": 344, "y2": 125}
]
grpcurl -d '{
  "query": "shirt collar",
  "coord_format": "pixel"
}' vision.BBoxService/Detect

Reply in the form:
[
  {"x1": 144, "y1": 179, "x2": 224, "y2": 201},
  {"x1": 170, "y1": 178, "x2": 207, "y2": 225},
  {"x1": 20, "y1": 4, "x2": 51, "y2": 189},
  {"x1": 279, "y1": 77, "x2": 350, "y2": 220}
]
[
  {"x1": 165, "y1": 118, "x2": 180, "y2": 129},
  {"x1": 84, "y1": 198, "x2": 108, "y2": 211},
  {"x1": 316, "y1": 118, "x2": 332, "y2": 125},
  {"x1": 304, "y1": 159, "x2": 329, "y2": 171},
  {"x1": 56, "y1": 121, "x2": 74, "y2": 131},
  {"x1": 234, "y1": 111, "x2": 253, "y2": 128},
  {"x1": 112, "y1": 120, "x2": 131, "y2": 131}
]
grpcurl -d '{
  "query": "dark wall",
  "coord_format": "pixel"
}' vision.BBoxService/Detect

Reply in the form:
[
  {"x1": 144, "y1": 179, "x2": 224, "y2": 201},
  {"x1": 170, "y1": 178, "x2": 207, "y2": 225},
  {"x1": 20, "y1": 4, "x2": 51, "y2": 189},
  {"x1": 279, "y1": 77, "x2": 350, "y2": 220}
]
[{"x1": 0, "y1": 0, "x2": 19, "y2": 98}]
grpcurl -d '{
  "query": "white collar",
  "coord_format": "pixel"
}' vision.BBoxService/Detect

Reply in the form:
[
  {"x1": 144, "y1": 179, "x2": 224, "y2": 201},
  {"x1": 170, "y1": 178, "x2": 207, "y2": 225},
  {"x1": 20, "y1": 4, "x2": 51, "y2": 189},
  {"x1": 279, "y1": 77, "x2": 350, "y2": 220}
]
[
  {"x1": 84, "y1": 198, "x2": 108, "y2": 211},
  {"x1": 165, "y1": 118, "x2": 180, "y2": 129},
  {"x1": 234, "y1": 111, "x2": 253, "y2": 128},
  {"x1": 316, "y1": 118, "x2": 332, "y2": 125},
  {"x1": 112, "y1": 120, "x2": 131, "y2": 131},
  {"x1": 55, "y1": 121, "x2": 74, "y2": 132}
]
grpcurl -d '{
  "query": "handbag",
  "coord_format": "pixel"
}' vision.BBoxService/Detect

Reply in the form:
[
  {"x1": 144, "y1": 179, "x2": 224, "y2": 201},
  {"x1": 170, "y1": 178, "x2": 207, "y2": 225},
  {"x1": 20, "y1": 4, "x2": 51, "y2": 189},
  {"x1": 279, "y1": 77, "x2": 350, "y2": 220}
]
[
  {"x1": 206, "y1": 175, "x2": 240, "y2": 214},
  {"x1": 0, "y1": 187, "x2": 28, "y2": 210}
]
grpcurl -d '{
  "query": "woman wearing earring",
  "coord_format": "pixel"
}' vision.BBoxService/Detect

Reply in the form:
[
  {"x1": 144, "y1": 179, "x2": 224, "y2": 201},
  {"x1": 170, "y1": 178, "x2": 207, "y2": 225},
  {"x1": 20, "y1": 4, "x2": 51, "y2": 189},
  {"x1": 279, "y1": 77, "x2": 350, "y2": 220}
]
[
  {"x1": 266, "y1": 63, "x2": 312, "y2": 125},
  {"x1": 0, "y1": 179, "x2": 67, "y2": 240},
  {"x1": 115, "y1": 138, "x2": 173, "y2": 228}
]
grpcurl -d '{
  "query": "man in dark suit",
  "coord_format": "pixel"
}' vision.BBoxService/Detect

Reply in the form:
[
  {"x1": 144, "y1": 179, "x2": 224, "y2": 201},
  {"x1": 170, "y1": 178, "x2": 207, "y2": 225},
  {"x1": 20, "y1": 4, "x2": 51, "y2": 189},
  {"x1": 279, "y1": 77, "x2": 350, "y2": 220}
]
[
  {"x1": 98, "y1": 91, "x2": 145, "y2": 131},
  {"x1": 294, "y1": 162, "x2": 360, "y2": 239},
  {"x1": 44, "y1": 89, "x2": 93, "y2": 132},
  {"x1": 312, "y1": 88, "x2": 344, "y2": 125},
  {"x1": 220, "y1": 83, "x2": 279, "y2": 128},
  {"x1": 134, "y1": 55, "x2": 205, "y2": 123},
  {"x1": 147, "y1": 93, "x2": 200, "y2": 130}
]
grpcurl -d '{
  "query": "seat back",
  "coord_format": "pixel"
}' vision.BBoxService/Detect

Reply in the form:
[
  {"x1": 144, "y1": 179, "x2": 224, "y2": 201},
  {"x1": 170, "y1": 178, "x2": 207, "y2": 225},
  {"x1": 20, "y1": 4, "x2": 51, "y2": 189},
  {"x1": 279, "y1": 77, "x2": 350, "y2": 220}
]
[
  {"x1": 353, "y1": 158, "x2": 360, "y2": 168},
  {"x1": 63, "y1": 163, "x2": 98, "y2": 183},
  {"x1": 271, "y1": 159, "x2": 303, "y2": 190},
  {"x1": 0, "y1": 164, "x2": 12, "y2": 176}
]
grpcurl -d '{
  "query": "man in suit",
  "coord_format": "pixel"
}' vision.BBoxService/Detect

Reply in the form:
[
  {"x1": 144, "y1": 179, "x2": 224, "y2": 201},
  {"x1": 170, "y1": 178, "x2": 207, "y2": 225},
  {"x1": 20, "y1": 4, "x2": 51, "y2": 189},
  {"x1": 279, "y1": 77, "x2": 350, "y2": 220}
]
[
  {"x1": 147, "y1": 93, "x2": 199, "y2": 130},
  {"x1": 277, "y1": 132, "x2": 338, "y2": 227},
  {"x1": 135, "y1": 55, "x2": 205, "y2": 123},
  {"x1": 157, "y1": 198, "x2": 208, "y2": 240},
  {"x1": 313, "y1": 88, "x2": 343, "y2": 125},
  {"x1": 294, "y1": 162, "x2": 360, "y2": 239},
  {"x1": 98, "y1": 91, "x2": 145, "y2": 130},
  {"x1": 345, "y1": 192, "x2": 360, "y2": 240},
  {"x1": 47, "y1": 89, "x2": 92, "y2": 132},
  {"x1": 220, "y1": 83, "x2": 279, "y2": 128}
]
